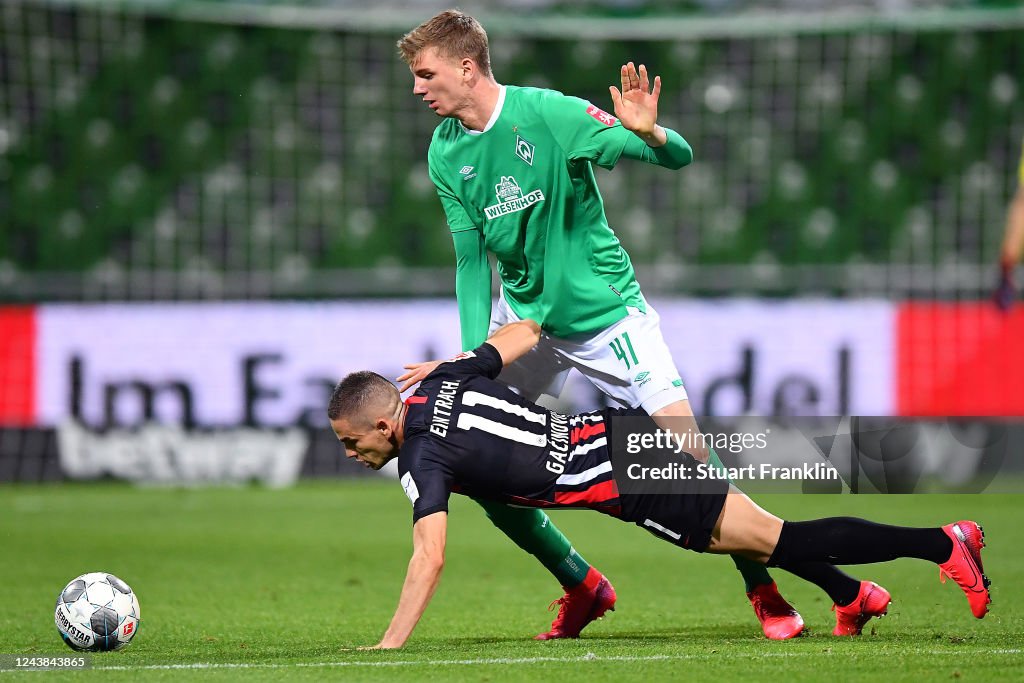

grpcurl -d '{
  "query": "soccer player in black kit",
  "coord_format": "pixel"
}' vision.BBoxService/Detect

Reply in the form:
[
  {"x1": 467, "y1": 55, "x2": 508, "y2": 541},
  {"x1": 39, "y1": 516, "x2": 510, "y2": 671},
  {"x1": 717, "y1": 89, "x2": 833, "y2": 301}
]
[{"x1": 328, "y1": 320, "x2": 991, "y2": 649}]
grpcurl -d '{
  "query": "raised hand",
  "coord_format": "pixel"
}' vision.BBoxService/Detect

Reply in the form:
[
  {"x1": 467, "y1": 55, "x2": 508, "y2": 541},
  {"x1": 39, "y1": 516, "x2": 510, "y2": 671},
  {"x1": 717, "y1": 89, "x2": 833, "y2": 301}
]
[{"x1": 608, "y1": 61, "x2": 662, "y2": 143}]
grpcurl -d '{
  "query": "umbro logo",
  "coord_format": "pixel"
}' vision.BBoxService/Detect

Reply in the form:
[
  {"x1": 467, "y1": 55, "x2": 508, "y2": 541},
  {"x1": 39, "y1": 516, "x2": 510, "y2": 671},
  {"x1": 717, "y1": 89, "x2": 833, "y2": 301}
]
[
  {"x1": 459, "y1": 165, "x2": 477, "y2": 181},
  {"x1": 634, "y1": 371, "x2": 650, "y2": 384}
]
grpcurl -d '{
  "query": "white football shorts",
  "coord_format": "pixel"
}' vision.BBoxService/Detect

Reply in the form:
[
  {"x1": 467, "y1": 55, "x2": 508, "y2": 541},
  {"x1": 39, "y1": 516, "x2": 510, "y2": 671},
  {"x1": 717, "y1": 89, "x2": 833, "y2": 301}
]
[{"x1": 488, "y1": 293, "x2": 688, "y2": 414}]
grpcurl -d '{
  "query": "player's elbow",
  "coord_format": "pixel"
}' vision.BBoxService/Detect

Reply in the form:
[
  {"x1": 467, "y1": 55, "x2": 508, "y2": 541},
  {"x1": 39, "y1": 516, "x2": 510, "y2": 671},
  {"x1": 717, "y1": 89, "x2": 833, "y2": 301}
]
[
  {"x1": 412, "y1": 537, "x2": 446, "y2": 569},
  {"x1": 667, "y1": 142, "x2": 694, "y2": 170},
  {"x1": 415, "y1": 549, "x2": 445, "y2": 574}
]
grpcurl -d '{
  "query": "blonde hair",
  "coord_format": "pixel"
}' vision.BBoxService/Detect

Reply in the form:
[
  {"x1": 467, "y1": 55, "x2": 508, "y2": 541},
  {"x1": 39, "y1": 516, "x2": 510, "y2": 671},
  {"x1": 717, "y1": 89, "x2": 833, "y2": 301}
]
[{"x1": 397, "y1": 9, "x2": 492, "y2": 77}]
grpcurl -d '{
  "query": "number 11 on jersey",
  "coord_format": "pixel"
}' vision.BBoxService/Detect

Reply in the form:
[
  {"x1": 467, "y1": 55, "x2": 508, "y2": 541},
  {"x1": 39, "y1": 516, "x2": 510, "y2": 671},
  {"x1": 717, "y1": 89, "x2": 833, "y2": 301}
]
[{"x1": 609, "y1": 332, "x2": 639, "y2": 370}]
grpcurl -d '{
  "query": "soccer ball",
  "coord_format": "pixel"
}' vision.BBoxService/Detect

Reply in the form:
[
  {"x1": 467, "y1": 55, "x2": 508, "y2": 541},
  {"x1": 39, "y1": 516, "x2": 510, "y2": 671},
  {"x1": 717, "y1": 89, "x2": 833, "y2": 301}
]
[{"x1": 54, "y1": 572, "x2": 140, "y2": 652}]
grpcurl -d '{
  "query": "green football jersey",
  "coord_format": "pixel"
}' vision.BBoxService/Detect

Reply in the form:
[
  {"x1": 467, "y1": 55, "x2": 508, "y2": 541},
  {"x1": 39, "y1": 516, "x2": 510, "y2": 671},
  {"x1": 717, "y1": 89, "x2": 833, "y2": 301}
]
[{"x1": 428, "y1": 85, "x2": 648, "y2": 339}]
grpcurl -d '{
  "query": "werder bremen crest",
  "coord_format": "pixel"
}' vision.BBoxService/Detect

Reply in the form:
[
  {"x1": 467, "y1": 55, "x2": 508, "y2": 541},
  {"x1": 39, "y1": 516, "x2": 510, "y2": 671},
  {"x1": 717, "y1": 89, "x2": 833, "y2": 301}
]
[
  {"x1": 515, "y1": 135, "x2": 535, "y2": 166},
  {"x1": 484, "y1": 176, "x2": 545, "y2": 220}
]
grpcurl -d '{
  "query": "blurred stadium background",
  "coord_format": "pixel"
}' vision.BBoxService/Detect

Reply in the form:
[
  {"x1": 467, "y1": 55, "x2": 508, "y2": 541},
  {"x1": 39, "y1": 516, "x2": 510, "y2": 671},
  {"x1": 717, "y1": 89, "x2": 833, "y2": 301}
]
[
  {"x1": 2, "y1": 0, "x2": 1022, "y2": 299},
  {"x1": 1, "y1": 0, "x2": 1023, "y2": 486}
]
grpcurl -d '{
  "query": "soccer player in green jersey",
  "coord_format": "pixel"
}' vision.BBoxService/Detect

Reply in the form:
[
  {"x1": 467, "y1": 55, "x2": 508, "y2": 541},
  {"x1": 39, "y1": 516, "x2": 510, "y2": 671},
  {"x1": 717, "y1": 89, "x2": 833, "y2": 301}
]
[
  {"x1": 994, "y1": 138, "x2": 1024, "y2": 310},
  {"x1": 397, "y1": 9, "x2": 823, "y2": 640}
]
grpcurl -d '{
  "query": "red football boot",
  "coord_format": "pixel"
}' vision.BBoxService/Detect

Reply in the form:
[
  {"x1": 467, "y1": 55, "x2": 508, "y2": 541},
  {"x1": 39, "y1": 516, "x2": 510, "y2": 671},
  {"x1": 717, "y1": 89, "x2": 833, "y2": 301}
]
[
  {"x1": 535, "y1": 569, "x2": 616, "y2": 640},
  {"x1": 939, "y1": 520, "x2": 991, "y2": 618},
  {"x1": 746, "y1": 581, "x2": 805, "y2": 640},
  {"x1": 832, "y1": 580, "x2": 891, "y2": 636}
]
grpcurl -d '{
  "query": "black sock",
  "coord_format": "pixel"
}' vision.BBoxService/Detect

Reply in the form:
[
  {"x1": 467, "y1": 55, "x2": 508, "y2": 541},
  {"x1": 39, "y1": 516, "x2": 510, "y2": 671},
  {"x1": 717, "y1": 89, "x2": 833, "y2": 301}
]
[
  {"x1": 777, "y1": 561, "x2": 861, "y2": 606},
  {"x1": 767, "y1": 517, "x2": 953, "y2": 567}
]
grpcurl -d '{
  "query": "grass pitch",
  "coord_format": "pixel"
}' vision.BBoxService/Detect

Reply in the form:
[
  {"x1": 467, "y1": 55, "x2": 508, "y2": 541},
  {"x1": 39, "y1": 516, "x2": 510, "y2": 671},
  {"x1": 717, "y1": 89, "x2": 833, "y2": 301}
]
[{"x1": 1, "y1": 480, "x2": 1022, "y2": 681}]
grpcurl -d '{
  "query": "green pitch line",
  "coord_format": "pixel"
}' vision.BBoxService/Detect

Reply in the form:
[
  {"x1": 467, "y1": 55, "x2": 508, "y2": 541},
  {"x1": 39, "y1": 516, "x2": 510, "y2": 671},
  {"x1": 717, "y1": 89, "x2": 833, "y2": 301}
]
[{"x1": 1, "y1": 480, "x2": 1021, "y2": 682}]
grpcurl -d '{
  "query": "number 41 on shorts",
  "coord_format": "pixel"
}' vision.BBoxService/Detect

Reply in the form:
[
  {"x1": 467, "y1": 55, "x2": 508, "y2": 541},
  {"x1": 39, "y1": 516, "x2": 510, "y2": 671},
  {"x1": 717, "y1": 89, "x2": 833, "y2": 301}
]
[{"x1": 609, "y1": 332, "x2": 640, "y2": 370}]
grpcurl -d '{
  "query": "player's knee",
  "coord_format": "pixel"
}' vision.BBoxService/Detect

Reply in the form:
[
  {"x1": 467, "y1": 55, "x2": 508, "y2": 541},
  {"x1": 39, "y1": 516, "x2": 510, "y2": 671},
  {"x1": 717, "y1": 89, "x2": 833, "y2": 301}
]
[
  {"x1": 482, "y1": 503, "x2": 550, "y2": 536},
  {"x1": 687, "y1": 444, "x2": 710, "y2": 464},
  {"x1": 648, "y1": 397, "x2": 693, "y2": 419}
]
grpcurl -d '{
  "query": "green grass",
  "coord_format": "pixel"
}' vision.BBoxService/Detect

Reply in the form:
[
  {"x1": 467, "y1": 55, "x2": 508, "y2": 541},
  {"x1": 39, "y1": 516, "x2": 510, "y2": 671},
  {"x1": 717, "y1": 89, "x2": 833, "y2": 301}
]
[{"x1": 1, "y1": 481, "x2": 1022, "y2": 681}]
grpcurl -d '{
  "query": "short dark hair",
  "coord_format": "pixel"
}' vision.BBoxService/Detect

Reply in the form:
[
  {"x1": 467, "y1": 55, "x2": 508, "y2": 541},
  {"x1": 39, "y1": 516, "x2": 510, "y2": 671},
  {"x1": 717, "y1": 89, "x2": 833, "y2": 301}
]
[
  {"x1": 397, "y1": 9, "x2": 492, "y2": 77},
  {"x1": 327, "y1": 371, "x2": 399, "y2": 423}
]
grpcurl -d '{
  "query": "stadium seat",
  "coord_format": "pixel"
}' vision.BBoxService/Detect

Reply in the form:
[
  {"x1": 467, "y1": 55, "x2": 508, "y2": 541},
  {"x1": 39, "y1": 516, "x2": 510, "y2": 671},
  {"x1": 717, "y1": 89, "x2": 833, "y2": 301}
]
[{"x1": 1, "y1": 3, "x2": 1020, "y2": 296}]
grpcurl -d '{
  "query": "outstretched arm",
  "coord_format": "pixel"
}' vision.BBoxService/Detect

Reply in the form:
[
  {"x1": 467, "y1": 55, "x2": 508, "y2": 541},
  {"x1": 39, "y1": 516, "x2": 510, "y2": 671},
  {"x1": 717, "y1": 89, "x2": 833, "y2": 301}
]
[
  {"x1": 397, "y1": 319, "x2": 541, "y2": 391},
  {"x1": 485, "y1": 318, "x2": 541, "y2": 366},
  {"x1": 367, "y1": 512, "x2": 448, "y2": 649}
]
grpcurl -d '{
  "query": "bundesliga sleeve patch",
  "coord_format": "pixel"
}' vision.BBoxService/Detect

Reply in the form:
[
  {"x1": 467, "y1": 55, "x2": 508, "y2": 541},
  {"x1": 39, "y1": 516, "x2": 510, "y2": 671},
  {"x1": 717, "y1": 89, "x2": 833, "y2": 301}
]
[
  {"x1": 586, "y1": 103, "x2": 617, "y2": 126},
  {"x1": 400, "y1": 471, "x2": 420, "y2": 504}
]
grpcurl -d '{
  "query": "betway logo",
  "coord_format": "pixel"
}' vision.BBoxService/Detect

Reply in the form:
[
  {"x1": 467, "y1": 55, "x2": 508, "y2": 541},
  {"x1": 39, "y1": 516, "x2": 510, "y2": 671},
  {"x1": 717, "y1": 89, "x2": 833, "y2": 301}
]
[
  {"x1": 484, "y1": 189, "x2": 544, "y2": 219},
  {"x1": 57, "y1": 422, "x2": 308, "y2": 487}
]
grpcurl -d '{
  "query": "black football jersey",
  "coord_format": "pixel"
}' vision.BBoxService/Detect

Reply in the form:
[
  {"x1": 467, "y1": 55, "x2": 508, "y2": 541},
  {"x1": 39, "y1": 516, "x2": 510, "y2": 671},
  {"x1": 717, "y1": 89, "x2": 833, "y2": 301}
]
[{"x1": 397, "y1": 343, "x2": 629, "y2": 523}]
